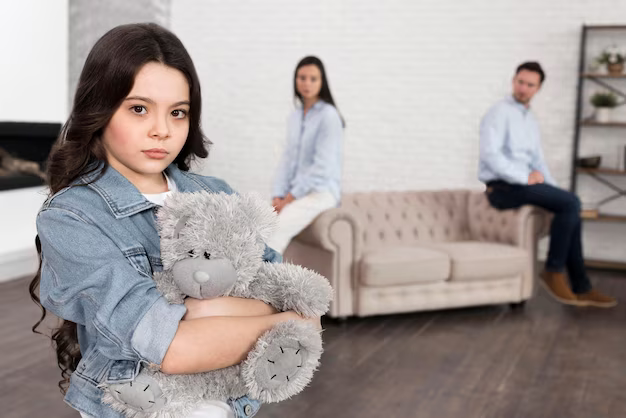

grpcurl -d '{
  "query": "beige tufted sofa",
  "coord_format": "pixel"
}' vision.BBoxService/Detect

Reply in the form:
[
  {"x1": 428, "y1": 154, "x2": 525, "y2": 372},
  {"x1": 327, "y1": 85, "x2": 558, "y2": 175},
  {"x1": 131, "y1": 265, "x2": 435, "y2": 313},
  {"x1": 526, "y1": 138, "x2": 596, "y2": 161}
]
[{"x1": 283, "y1": 190, "x2": 551, "y2": 318}]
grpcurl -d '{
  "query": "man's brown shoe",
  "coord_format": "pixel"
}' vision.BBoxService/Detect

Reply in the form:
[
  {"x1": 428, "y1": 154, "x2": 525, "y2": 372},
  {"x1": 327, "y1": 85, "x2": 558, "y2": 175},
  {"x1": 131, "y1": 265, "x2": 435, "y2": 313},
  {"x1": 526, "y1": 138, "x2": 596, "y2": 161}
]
[
  {"x1": 539, "y1": 271, "x2": 580, "y2": 305},
  {"x1": 576, "y1": 289, "x2": 617, "y2": 308}
]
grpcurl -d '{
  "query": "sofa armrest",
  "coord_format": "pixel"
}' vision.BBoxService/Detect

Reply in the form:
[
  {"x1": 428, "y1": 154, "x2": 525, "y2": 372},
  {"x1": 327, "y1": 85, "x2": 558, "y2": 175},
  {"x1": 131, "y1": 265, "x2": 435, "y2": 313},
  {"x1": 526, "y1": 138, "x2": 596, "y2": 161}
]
[
  {"x1": 470, "y1": 204, "x2": 534, "y2": 247},
  {"x1": 295, "y1": 208, "x2": 363, "y2": 255},
  {"x1": 467, "y1": 192, "x2": 550, "y2": 248},
  {"x1": 288, "y1": 207, "x2": 364, "y2": 318},
  {"x1": 467, "y1": 191, "x2": 552, "y2": 300}
]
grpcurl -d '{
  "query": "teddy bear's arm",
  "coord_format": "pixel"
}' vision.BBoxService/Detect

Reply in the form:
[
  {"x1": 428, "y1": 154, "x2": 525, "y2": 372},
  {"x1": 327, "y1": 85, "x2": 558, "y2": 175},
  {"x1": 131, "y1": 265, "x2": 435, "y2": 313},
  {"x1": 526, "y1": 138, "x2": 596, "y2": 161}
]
[
  {"x1": 245, "y1": 262, "x2": 333, "y2": 318},
  {"x1": 153, "y1": 270, "x2": 186, "y2": 304}
]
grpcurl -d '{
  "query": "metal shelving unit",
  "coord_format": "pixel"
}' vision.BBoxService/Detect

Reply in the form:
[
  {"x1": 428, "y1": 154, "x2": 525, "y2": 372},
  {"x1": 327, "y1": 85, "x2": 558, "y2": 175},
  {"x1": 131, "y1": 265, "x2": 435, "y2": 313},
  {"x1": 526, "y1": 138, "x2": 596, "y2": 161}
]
[{"x1": 571, "y1": 24, "x2": 626, "y2": 270}]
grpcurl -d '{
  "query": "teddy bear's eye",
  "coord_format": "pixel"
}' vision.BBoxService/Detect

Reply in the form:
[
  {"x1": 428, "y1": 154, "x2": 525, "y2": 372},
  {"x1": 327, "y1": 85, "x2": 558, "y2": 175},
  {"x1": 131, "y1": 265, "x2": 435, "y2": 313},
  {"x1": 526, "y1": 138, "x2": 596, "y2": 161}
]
[
  {"x1": 204, "y1": 252, "x2": 211, "y2": 260},
  {"x1": 188, "y1": 250, "x2": 195, "y2": 257}
]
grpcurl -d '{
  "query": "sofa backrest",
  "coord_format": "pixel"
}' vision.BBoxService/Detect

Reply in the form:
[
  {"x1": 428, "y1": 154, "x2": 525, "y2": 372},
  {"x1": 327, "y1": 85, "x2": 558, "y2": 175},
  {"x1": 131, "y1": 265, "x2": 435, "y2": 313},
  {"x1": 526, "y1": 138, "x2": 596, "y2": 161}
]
[{"x1": 340, "y1": 190, "x2": 471, "y2": 251}]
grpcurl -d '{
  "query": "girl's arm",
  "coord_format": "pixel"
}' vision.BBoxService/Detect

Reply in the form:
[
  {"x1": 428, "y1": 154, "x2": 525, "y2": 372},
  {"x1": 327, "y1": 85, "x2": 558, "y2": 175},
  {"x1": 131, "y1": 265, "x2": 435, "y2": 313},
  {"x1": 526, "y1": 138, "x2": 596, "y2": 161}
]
[
  {"x1": 161, "y1": 311, "x2": 318, "y2": 374},
  {"x1": 37, "y1": 208, "x2": 188, "y2": 370},
  {"x1": 38, "y1": 201, "x2": 304, "y2": 378},
  {"x1": 183, "y1": 296, "x2": 277, "y2": 320}
]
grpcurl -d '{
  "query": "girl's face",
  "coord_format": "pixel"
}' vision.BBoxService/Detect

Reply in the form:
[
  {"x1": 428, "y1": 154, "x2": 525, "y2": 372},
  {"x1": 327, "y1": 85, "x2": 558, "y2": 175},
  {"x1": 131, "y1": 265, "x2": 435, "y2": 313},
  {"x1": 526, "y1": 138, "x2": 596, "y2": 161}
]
[
  {"x1": 296, "y1": 64, "x2": 322, "y2": 101},
  {"x1": 102, "y1": 62, "x2": 190, "y2": 186}
]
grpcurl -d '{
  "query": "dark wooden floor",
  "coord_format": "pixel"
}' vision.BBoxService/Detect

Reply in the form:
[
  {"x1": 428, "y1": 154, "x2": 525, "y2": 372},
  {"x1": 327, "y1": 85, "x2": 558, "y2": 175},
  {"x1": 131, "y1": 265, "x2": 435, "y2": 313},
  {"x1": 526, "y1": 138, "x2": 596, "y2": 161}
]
[{"x1": 2, "y1": 270, "x2": 625, "y2": 418}]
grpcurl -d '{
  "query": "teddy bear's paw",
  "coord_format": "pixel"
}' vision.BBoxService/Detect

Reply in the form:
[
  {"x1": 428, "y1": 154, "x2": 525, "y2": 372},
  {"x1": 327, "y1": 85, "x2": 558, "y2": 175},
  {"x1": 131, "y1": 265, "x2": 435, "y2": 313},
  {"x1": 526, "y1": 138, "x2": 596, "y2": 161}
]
[
  {"x1": 256, "y1": 262, "x2": 333, "y2": 317},
  {"x1": 104, "y1": 373, "x2": 167, "y2": 414},
  {"x1": 260, "y1": 338, "x2": 304, "y2": 384},
  {"x1": 242, "y1": 320, "x2": 323, "y2": 403}
]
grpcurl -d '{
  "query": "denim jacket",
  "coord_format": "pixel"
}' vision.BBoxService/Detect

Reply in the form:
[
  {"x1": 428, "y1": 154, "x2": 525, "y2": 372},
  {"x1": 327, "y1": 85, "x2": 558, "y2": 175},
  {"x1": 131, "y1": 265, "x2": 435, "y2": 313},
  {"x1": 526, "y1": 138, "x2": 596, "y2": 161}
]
[{"x1": 36, "y1": 163, "x2": 280, "y2": 418}]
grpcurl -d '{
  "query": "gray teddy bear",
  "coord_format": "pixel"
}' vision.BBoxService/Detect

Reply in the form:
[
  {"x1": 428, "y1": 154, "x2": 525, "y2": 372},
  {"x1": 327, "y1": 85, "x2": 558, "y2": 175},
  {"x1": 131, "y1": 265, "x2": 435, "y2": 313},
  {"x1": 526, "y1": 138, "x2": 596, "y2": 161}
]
[{"x1": 102, "y1": 191, "x2": 333, "y2": 417}]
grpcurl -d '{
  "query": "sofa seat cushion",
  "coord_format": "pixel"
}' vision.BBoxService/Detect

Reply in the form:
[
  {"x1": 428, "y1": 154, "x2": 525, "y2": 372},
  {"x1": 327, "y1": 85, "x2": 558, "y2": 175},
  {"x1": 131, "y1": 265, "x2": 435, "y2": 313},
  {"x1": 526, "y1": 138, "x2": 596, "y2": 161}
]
[
  {"x1": 360, "y1": 246, "x2": 451, "y2": 287},
  {"x1": 423, "y1": 241, "x2": 528, "y2": 282}
]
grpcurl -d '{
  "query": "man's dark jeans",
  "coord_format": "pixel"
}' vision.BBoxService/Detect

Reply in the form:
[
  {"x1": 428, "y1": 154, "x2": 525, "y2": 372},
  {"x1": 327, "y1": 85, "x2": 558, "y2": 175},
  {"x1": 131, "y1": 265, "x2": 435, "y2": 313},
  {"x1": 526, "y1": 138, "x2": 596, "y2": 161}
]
[{"x1": 486, "y1": 180, "x2": 592, "y2": 294}]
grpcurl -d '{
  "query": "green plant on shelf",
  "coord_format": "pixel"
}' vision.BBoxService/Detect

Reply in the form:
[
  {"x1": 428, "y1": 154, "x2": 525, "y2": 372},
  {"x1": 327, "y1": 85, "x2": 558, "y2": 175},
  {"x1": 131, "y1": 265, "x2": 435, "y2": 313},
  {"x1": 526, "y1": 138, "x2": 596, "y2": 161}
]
[
  {"x1": 590, "y1": 91, "x2": 618, "y2": 108},
  {"x1": 595, "y1": 45, "x2": 625, "y2": 75},
  {"x1": 595, "y1": 45, "x2": 625, "y2": 65}
]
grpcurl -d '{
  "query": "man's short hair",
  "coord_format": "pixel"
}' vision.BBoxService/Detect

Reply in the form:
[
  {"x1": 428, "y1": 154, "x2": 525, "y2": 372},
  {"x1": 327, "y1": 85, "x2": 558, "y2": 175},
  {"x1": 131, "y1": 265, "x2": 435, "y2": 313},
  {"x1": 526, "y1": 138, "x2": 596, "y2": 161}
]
[{"x1": 516, "y1": 62, "x2": 545, "y2": 84}]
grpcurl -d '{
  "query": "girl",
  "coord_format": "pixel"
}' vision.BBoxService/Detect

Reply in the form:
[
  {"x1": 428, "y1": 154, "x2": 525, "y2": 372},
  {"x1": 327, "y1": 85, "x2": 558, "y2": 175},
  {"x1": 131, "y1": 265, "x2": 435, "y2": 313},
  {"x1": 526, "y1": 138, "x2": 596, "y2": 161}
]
[
  {"x1": 268, "y1": 56, "x2": 344, "y2": 254},
  {"x1": 29, "y1": 23, "x2": 318, "y2": 418}
]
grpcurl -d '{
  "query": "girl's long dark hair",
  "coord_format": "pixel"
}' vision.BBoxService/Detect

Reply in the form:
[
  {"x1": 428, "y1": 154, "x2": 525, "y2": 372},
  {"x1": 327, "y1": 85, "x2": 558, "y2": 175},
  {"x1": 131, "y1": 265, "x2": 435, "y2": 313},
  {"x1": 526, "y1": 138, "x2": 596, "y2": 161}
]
[
  {"x1": 29, "y1": 23, "x2": 209, "y2": 394},
  {"x1": 293, "y1": 56, "x2": 345, "y2": 126}
]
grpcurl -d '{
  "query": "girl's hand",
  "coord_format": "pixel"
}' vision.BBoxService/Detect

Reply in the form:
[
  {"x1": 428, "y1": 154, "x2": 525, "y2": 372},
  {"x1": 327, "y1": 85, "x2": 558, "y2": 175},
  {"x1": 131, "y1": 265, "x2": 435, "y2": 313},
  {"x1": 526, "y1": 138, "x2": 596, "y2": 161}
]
[
  {"x1": 283, "y1": 311, "x2": 322, "y2": 331},
  {"x1": 302, "y1": 315, "x2": 322, "y2": 331}
]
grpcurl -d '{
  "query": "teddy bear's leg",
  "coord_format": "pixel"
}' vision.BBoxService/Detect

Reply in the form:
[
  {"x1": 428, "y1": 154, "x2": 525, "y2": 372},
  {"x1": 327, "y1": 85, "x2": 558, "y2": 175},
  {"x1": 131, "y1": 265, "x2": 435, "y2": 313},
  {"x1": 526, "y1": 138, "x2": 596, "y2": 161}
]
[
  {"x1": 241, "y1": 320, "x2": 323, "y2": 403},
  {"x1": 102, "y1": 370, "x2": 167, "y2": 416}
]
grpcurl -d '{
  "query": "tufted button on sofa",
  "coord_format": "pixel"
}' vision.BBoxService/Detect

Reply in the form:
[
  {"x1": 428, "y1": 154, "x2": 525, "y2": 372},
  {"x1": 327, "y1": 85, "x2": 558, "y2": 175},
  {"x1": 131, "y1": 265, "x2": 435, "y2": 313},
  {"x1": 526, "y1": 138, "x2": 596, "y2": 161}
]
[{"x1": 283, "y1": 190, "x2": 551, "y2": 318}]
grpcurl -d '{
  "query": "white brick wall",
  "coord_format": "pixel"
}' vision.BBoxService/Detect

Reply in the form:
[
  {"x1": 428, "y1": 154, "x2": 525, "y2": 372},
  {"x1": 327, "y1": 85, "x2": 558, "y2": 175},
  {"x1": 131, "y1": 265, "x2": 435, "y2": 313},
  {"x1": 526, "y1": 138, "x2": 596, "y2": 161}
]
[
  {"x1": 68, "y1": 0, "x2": 170, "y2": 100},
  {"x1": 171, "y1": 0, "x2": 626, "y2": 262}
]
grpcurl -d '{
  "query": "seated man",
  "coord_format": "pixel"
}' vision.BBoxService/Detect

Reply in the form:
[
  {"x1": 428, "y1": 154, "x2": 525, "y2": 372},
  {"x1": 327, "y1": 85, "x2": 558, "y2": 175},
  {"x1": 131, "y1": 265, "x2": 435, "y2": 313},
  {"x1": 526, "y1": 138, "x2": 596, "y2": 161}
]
[{"x1": 479, "y1": 61, "x2": 616, "y2": 308}]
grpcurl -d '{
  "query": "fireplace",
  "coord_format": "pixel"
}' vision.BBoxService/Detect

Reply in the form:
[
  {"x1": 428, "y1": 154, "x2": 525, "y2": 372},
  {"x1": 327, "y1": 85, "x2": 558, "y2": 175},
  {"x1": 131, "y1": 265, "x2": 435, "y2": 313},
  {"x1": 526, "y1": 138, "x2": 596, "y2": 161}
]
[{"x1": 0, "y1": 122, "x2": 61, "y2": 191}]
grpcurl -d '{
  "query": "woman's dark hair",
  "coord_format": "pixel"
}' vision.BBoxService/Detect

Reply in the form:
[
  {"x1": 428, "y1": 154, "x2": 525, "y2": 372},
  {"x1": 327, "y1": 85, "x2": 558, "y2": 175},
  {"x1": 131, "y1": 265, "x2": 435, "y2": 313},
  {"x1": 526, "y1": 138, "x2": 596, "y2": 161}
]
[
  {"x1": 516, "y1": 61, "x2": 545, "y2": 84},
  {"x1": 29, "y1": 22, "x2": 208, "y2": 393},
  {"x1": 293, "y1": 56, "x2": 345, "y2": 126}
]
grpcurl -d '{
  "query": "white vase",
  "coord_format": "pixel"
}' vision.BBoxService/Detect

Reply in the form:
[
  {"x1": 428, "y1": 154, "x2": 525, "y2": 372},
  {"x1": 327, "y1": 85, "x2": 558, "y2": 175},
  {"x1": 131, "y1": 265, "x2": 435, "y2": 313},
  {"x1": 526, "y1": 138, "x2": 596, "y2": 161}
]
[{"x1": 595, "y1": 107, "x2": 611, "y2": 123}]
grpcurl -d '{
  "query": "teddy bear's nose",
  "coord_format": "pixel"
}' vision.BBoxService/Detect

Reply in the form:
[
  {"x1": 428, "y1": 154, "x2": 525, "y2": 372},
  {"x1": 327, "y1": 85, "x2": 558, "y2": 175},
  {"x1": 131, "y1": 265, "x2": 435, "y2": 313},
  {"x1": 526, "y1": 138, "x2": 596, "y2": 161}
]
[{"x1": 193, "y1": 271, "x2": 210, "y2": 283}]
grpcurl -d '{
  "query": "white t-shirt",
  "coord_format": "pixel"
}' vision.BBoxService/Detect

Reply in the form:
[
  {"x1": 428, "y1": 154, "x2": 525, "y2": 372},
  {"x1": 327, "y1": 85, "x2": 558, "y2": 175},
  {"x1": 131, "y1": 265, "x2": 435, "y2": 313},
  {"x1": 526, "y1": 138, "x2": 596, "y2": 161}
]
[
  {"x1": 142, "y1": 173, "x2": 178, "y2": 206},
  {"x1": 187, "y1": 401, "x2": 235, "y2": 418},
  {"x1": 140, "y1": 173, "x2": 235, "y2": 418}
]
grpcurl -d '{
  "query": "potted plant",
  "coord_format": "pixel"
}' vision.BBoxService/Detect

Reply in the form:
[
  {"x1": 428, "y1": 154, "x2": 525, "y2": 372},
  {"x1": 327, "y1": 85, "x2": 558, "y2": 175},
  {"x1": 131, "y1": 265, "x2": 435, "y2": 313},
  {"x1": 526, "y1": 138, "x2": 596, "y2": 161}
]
[
  {"x1": 595, "y1": 46, "x2": 625, "y2": 75},
  {"x1": 590, "y1": 91, "x2": 618, "y2": 123}
]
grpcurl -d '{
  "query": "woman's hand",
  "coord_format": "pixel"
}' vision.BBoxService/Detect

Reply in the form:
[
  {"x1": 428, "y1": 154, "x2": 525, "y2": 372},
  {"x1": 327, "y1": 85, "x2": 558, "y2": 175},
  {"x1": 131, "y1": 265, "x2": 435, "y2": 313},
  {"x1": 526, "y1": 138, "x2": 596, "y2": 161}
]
[
  {"x1": 283, "y1": 193, "x2": 295, "y2": 205},
  {"x1": 272, "y1": 197, "x2": 284, "y2": 212},
  {"x1": 275, "y1": 193, "x2": 296, "y2": 214},
  {"x1": 272, "y1": 193, "x2": 296, "y2": 214}
]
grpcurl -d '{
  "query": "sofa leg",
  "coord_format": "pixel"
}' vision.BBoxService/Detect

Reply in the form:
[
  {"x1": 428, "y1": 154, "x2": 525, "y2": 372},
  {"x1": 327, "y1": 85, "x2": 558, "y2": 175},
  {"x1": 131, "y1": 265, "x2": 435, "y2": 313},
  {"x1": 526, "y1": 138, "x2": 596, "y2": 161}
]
[
  {"x1": 331, "y1": 316, "x2": 348, "y2": 327},
  {"x1": 509, "y1": 301, "x2": 527, "y2": 310}
]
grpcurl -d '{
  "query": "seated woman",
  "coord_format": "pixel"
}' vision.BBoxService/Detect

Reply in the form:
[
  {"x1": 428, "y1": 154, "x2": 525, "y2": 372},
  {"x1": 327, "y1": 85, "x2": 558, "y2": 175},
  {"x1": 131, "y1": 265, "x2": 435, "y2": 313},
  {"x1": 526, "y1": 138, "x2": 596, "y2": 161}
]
[{"x1": 268, "y1": 56, "x2": 344, "y2": 254}]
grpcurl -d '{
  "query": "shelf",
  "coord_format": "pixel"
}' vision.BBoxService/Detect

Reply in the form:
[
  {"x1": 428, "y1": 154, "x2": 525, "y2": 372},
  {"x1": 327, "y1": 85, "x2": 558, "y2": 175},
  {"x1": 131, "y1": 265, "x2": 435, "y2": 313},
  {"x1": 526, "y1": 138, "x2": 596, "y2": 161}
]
[
  {"x1": 572, "y1": 24, "x2": 626, "y2": 225},
  {"x1": 585, "y1": 259, "x2": 626, "y2": 271},
  {"x1": 583, "y1": 73, "x2": 626, "y2": 78},
  {"x1": 576, "y1": 167, "x2": 626, "y2": 175},
  {"x1": 585, "y1": 25, "x2": 626, "y2": 31},
  {"x1": 581, "y1": 120, "x2": 626, "y2": 127},
  {"x1": 581, "y1": 212, "x2": 626, "y2": 222}
]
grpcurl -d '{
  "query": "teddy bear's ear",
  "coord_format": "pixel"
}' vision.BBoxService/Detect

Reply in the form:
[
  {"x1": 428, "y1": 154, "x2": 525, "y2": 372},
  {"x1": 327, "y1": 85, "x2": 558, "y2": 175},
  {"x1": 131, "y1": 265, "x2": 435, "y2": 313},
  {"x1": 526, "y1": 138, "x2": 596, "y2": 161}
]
[
  {"x1": 238, "y1": 192, "x2": 278, "y2": 242},
  {"x1": 158, "y1": 191, "x2": 208, "y2": 240}
]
